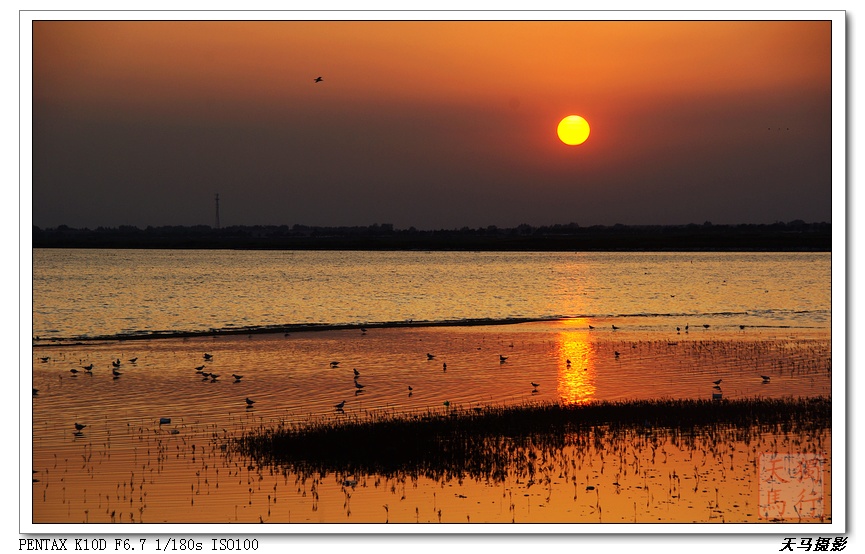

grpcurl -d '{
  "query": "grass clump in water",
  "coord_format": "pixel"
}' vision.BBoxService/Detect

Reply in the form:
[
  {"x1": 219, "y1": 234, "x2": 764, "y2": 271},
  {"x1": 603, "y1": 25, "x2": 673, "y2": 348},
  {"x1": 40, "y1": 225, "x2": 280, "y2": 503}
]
[{"x1": 233, "y1": 396, "x2": 830, "y2": 483}]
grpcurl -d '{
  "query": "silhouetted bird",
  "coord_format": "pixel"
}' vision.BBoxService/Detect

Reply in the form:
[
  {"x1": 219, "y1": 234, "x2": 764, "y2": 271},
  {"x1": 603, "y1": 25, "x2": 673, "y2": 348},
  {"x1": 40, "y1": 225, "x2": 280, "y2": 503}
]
[
  {"x1": 740, "y1": 325, "x2": 746, "y2": 330},
  {"x1": 335, "y1": 400, "x2": 346, "y2": 410},
  {"x1": 74, "y1": 423, "x2": 86, "y2": 431},
  {"x1": 314, "y1": 76, "x2": 323, "y2": 82},
  {"x1": 195, "y1": 365, "x2": 206, "y2": 372},
  {"x1": 203, "y1": 353, "x2": 213, "y2": 361},
  {"x1": 531, "y1": 382, "x2": 539, "y2": 389},
  {"x1": 112, "y1": 359, "x2": 121, "y2": 368},
  {"x1": 245, "y1": 397, "x2": 255, "y2": 407},
  {"x1": 232, "y1": 374, "x2": 243, "y2": 382},
  {"x1": 713, "y1": 379, "x2": 722, "y2": 386},
  {"x1": 33, "y1": 388, "x2": 38, "y2": 396},
  {"x1": 611, "y1": 325, "x2": 619, "y2": 330},
  {"x1": 442, "y1": 362, "x2": 447, "y2": 371},
  {"x1": 703, "y1": 324, "x2": 710, "y2": 329},
  {"x1": 353, "y1": 368, "x2": 360, "y2": 377},
  {"x1": 40, "y1": 357, "x2": 49, "y2": 363},
  {"x1": 69, "y1": 368, "x2": 80, "y2": 375},
  {"x1": 129, "y1": 357, "x2": 138, "y2": 363},
  {"x1": 112, "y1": 368, "x2": 122, "y2": 377},
  {"x1": 427, "y1": 353, "x2": 436, "y2": 360},
  {"x1": 588, "y1": 325, "x2": 595, "y2": 330},
  {"x1": 330, "y1": 361, "x2": 340, "y2": 368},
  {"x1": 499, "y1": 355, "x2": 508, "y2": 363},
  {"x1": 761, "y1": 375, "x2": 771, "y2": 383},
  {"x1": 408, "y1": 386, "x2": 413, "y2": 391},
  {"x1": 355, "y1": 381, "x2": 365, "y2": 389}
]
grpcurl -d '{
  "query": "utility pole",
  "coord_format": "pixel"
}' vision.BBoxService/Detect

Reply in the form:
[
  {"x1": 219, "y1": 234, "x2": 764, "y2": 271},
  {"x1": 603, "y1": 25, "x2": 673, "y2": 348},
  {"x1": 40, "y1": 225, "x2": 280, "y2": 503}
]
[{"x1": 215, "y1": 193, "x2": 220, "y2": 229}]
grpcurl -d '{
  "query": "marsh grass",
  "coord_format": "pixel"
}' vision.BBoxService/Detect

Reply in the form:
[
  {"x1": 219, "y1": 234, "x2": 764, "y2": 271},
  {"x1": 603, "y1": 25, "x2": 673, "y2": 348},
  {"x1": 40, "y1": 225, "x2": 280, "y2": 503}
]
[{"x1": 234, "y1": 396, "x2": 830, "y2": 482}]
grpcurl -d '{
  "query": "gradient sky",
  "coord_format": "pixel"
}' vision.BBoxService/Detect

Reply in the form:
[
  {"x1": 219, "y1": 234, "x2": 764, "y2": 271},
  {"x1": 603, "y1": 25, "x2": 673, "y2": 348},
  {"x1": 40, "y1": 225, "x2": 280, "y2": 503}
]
[{"x1": 30, "y1": 18, "x2": 834, "y2": 230}]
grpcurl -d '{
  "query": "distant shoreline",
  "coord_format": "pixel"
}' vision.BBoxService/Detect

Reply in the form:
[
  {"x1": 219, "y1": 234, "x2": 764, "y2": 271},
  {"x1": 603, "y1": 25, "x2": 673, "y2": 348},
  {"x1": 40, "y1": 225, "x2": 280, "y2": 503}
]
[{"x1": 31, "y1": 221, "x2": 831, "y2": 251}]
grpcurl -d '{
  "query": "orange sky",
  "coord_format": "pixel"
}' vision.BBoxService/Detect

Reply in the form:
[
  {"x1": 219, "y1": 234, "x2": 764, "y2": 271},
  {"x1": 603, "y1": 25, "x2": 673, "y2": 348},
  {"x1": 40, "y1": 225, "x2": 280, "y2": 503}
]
[{"x1": 31, "y1": 19, "x2": 834, "y2": 229}]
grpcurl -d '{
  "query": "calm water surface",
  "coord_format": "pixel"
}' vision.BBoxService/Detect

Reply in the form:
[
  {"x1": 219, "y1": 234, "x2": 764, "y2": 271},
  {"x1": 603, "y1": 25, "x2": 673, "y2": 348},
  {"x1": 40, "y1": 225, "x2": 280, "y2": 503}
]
[
  {"x1": 28, "y1": 249, "x2": 833, "y2": 526},
  {"x1": 32, "y1": 250, "x2": 831, "y2": 341}
]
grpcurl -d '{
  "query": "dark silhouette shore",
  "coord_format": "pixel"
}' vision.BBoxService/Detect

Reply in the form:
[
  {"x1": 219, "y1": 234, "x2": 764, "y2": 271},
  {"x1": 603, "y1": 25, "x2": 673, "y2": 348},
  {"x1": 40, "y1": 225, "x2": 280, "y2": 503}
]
[{"x1": 32, "y1": 220, "x2": 830, "y2": 251}]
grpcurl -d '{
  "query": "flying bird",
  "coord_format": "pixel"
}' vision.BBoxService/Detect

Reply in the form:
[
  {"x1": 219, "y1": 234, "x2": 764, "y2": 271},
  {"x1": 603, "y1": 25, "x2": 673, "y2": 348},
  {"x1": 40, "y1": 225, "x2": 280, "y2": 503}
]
[
  {"x1": 112, "y1": 368, "x2": 122, "y2": 377},
  {"x1": 314, "y1": 76, "x2": 323, "y2": 82}
]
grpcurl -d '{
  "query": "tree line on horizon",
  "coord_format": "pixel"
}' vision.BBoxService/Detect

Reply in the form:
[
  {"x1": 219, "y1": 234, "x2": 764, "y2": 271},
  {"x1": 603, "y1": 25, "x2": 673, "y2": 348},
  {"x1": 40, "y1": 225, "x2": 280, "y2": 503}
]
[{"x1": 31, "y1": 220, "x2": 831, "y2": 251}]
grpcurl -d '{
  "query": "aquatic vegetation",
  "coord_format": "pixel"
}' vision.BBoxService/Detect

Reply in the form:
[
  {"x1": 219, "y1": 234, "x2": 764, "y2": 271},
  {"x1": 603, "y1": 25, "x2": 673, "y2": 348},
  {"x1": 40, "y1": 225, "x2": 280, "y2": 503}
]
[{"x1": 234, "y1": 396, "x2": 831, "y2": 484}]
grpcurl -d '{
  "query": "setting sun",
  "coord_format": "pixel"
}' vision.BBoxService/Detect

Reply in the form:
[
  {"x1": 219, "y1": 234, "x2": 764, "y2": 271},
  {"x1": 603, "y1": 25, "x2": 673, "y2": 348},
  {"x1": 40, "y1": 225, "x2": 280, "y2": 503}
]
[{"x1": 557, "y1": 115, "x2": 591, "y2": 146}]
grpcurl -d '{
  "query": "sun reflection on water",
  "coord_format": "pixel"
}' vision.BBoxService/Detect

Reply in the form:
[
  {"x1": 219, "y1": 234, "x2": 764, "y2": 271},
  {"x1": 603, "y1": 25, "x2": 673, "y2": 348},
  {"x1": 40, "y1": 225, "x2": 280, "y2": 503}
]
[{"x1": 555, "y1": 320, "x2": 597, "y2": 404}]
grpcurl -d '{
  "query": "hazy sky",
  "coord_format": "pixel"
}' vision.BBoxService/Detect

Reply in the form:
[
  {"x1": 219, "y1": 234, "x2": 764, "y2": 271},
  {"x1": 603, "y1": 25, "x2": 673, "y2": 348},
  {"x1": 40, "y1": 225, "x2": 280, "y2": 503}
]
[{"x1": 30, "y1": 18, "x2": 834, "y2": 230}]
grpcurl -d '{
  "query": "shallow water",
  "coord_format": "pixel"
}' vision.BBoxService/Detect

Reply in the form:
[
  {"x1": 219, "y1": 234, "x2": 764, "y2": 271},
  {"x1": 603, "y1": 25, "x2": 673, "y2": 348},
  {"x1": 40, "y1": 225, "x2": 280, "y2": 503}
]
[{"x1": 30, "y1": 321, "x2": 831, "y2": 524}]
